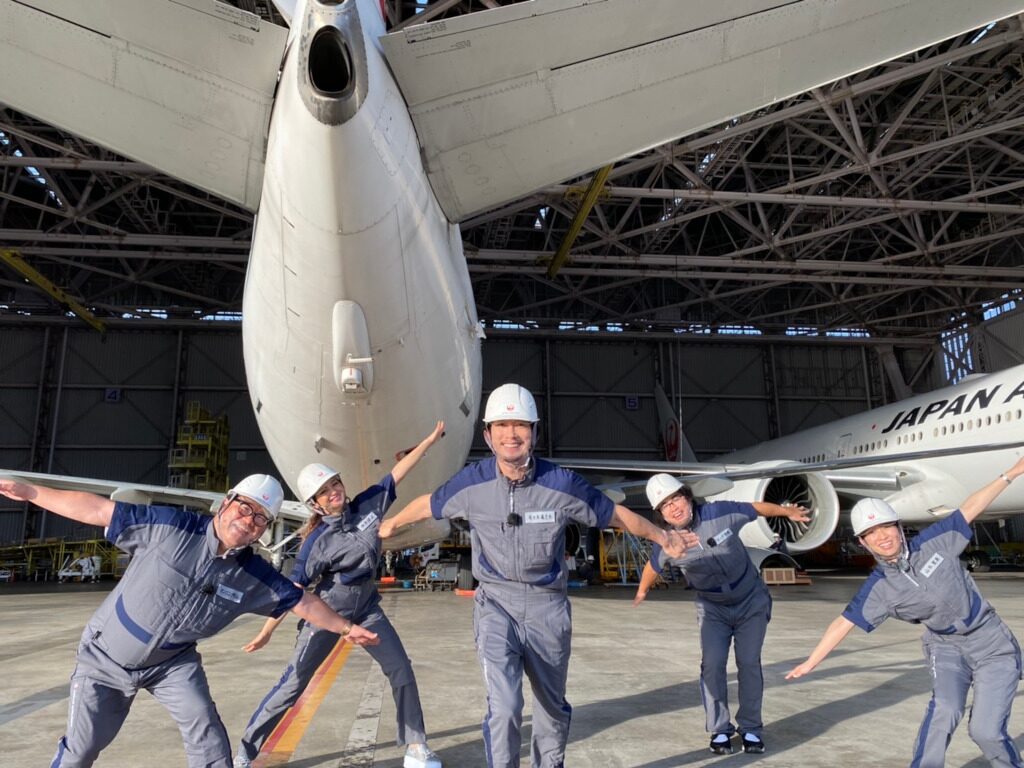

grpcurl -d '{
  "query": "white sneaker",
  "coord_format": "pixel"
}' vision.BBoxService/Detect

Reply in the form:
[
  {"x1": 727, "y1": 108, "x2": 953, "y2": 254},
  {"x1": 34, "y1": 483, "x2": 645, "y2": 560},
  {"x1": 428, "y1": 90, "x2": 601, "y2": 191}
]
[
  {"x1": 232, "y1": 756, "x2": 252, "y2": 768},
  {"x1": 404, "y1": 743, "x2": 442, "y2": 768}
]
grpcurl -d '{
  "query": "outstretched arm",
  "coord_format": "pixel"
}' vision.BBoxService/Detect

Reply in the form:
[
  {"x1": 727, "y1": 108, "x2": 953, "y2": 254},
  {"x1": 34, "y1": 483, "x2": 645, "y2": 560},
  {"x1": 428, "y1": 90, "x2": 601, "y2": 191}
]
[
  {"x1": 610, "y1": 505, "x2": 699, "y2": 557},
  {"x1": 752, "y1": 501, "x2": 810, "y2": 524},
  {"x1": 242, "y1": 611, "x2": 290, "y2": 653},
  {"x1": 291, "y1": 593, "x2": 379, "y2": 647},
  {"x1": 379, "y1": 494, "x2": 433, "y2": 539},
  {"x1": 785, "y1": 615, "x2": 855, "y2": 679},
  {"x1": 960, "y1": 456, "x2": 1024, "y2": 524},
  {"x1": 391, "y1": 421, "x2": 445, "y2": 486},
  {"x1": 633, "y1": 561, "x2": 661, "y2": 607},
  {"x1": 0, "y1": 478, "x2": 114, "y2": 528}
]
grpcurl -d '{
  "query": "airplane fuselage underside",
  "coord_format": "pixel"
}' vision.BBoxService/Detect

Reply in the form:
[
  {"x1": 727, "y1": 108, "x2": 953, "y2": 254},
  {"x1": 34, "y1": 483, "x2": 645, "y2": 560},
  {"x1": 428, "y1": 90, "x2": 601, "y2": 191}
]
[{"x1": 242, "y1": 0, "x2": 480, "y2": 526}]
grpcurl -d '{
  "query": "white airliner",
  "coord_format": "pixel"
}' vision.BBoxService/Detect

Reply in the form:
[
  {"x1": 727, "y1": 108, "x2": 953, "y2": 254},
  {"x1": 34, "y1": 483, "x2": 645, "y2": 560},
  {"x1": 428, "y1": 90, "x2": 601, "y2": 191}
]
[
  {"x1": 2, "y1": 0, "x2": 1023, "y2": 554},
  {"x1": 573, "y1": 363, "x2": 1024, "y2": 561}
]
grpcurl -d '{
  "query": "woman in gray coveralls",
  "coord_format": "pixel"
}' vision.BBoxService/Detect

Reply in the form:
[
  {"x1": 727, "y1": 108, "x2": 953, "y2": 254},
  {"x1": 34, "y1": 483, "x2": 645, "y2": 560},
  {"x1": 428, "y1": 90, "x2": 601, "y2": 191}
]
[
  {"x1": 233, "y1": 422, "x2": 445, "y2": 768},
  {"x1": 787, "y1": 456, "x2": 1024, "y2": 768},
  {"x1": 634, "y1": 473, "x2": 809, "y2": 756}
]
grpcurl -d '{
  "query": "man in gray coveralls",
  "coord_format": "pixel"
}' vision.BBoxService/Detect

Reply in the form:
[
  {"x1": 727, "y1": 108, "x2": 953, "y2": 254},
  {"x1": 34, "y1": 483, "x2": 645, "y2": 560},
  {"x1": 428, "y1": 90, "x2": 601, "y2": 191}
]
[
  {"x1": 380, "y1": 383, "x2": 697, "y2": 768},
  {"x1": 0, "y1": 473, "x2": 380, "y2": 768},
  {"x1": 787, "y1": 455, "x2": 1024, "y2": 767}
]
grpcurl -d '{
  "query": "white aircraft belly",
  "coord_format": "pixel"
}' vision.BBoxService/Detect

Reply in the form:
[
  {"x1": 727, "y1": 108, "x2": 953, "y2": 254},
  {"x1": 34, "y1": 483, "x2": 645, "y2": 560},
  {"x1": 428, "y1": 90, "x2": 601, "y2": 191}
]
[{"x1": 243, "y1": 1, "x2": 480, "y2": 505}]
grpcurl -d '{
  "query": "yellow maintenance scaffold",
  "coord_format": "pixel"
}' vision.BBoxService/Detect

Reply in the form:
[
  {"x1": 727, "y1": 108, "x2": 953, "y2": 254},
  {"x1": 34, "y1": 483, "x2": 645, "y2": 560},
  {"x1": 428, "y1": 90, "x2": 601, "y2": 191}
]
[
  {"x1": 0, "y1": 537, "x2": 123, "y2": 582},
  {"x1": 168, "y1": 401, "x2": 230, "y2": 492},
  {"x1": 599, "y1": 528, "x2": 651, "y2": 585}
]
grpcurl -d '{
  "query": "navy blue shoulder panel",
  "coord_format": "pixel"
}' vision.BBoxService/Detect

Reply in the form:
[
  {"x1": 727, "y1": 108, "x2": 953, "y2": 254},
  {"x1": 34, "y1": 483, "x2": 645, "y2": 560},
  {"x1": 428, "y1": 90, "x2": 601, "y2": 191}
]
[
  {"x1": 913, "y1": 508, "x2": 971, "y2": 552},
  {"x1": 699, "y1": 500, "x2": 753, "y2": 522},
  {"x1": 106, "y1": 502, "x2": 206, "y2": 543},
  {"x1": 290, "y1": 523, "x2": 329, "y2": 586},
  {"x1": 350, "y1": 473, "x2": 397, "y2": 510},
  {"x1": 842, "y1": 568, "x2": 887, "y2": 632},
  {"x1": 533, "y1": 459, "x2": 614, "y2": 527},
  {"x1": 431, "y1": 459, "x2": 497, "y2": 519},
  {"x1": 239, "y1": 550, "x2": 303, "y2": 613}
]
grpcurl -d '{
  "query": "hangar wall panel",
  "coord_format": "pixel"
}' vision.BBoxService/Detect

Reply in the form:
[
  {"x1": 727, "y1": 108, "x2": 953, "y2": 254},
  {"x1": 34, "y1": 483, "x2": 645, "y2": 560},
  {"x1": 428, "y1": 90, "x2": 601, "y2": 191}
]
[
  {"x1": 179, "y1": 331, "x2": 273, "y2": 480},
  {"x1": 480, "y1": 338, "x2": 887, "y2": 461},
  {"x1": 978, "y1": 305, "x2": 1024, "y2": 372},
  {"x1": 0, "y1": 510, "x2": 26, "y2": 544},
  {"x1": 0, "y1": 324, "x2": 278, "y2": 542},
  {"x1": 0, "y1": 389, "x2": 39, "y2": 455},
  {"x1": 482, "y1": 340, "x2": 544, "y2": 390},
  {"x1": 62, "y1": 330, "x2": 179, "y2": 385},
  {"x1": 0, "y1": 327, "x2": 45, "y2": 383},
  {"x1": 547, "y1": 342, "x2": 657, "y2": 459},
  {"x1": 55, "y1": 389, "x2": 173, "y2": 448},
  {"x1": 669, "y1": 345, "x2": 770, "y2": 457},
  {"x1": 0, "y1": 328, "x2": 47, "y2": 469},
  {"x1": 772, "y1": 346, "x2": 872, "y2": 437}
]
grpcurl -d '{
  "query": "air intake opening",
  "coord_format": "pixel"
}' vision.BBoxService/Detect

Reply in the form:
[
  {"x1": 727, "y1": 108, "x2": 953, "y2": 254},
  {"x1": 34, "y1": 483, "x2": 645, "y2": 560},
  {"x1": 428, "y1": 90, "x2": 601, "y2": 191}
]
[{"x1": 309, "y1": 27, "x2": 352, "y2": 95}]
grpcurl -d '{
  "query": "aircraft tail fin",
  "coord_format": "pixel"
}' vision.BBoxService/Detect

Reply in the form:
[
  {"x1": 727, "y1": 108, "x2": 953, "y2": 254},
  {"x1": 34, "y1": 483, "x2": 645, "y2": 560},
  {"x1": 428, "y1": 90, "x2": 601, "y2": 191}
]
[{"x1": 655, "y1": 383, "x2": 697, "y2": 463}]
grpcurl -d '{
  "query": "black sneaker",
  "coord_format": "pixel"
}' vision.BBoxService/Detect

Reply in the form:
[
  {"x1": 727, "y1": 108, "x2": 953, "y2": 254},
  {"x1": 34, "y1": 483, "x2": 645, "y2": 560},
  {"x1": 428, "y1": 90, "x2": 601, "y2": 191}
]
[
  {"x1": 742, "y1": 734, "x2": 765, "y2": 754},
  {"x1": 709, "y1": 734, "x2": 734, "y2": 755}
]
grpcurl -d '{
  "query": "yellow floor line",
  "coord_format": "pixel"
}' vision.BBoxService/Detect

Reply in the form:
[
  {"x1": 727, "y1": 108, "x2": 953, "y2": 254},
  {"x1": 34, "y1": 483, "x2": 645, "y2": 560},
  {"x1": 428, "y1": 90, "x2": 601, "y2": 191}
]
[{"x1": 257, "y1": 638, "x2": 352, "y2": 766}]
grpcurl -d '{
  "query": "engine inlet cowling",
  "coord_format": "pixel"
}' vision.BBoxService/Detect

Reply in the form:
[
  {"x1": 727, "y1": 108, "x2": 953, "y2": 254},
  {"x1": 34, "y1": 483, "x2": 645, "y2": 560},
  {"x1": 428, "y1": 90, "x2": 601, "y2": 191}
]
[{"x1": 712, "y1": 464, "x2": 840, "y2": 553}]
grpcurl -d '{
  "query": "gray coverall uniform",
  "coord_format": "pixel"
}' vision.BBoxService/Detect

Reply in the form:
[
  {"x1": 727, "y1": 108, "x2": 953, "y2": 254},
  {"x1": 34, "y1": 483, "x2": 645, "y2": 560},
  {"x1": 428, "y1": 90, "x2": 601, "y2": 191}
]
[
  {"x1": 50, "y1": 502, "x2": 303, "y2": 768},
  {"x1": 431, "y1": 457, "x2": 614, "y2": 768},
  {"x1": 237, "y1": 475, "x2": 428, "y2": 763},
  {"x1": 650, "y1": 501, "x2": 771, "y2": 739},
  {"x1": 844, "y1": 509, "x2": 1023, "y2": 768}
]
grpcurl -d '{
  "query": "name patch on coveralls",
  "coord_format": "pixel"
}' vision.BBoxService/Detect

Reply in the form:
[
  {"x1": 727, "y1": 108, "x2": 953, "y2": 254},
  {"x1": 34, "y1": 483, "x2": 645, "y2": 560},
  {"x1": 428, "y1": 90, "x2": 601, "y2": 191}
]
[
  {"x1": 709, "y1": 528, "x2": 733, "y2": 547},
  {"x1": 216, "y1": 584, "x2": 244, "y2": 603},
  {"x1": 920, "y1": 553, "x2": 944, "y2": 577},
  {"x1": 357, "y1": 514, "x2": 377, "y2": 532},
  {"x1": 525, "y1": 510, "x2": 556, "y2": 524}
]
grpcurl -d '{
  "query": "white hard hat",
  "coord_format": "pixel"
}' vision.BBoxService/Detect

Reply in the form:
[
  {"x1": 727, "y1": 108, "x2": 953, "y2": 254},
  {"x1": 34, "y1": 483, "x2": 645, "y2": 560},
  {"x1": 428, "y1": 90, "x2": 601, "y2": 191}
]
[
  {"x1": 646, "y1": 473, "x2": 686, "y2": 510},
  {"x1": 228, "y1": 474, "x2": 283, "y2": 520},
  {"x1": 297, "y1": 463, "x2": 340, "y2": 509},
  {"x1": 851, "y1": 497, "x2": 899, "y2": 536},
  {"x1": 483, "y1": 383, "x2": 539, "y2": 424}
]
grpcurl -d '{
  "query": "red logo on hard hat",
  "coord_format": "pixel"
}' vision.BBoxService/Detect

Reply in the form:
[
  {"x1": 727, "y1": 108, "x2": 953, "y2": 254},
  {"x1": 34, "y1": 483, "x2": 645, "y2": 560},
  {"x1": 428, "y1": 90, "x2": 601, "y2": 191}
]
[
  {"x1": 505, "y1": 403, "x2": 514, "y2": 411},
  {"x1": 868, "y1": 512, "x2": 876, "y2": 520}
]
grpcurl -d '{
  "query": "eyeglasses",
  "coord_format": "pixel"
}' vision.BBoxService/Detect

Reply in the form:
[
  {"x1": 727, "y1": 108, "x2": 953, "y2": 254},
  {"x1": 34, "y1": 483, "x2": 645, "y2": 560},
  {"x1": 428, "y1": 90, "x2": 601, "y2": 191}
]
[
  {"x1": 661, "y1": 494, "x2": 689, "y2": 510},
  {"x1": 231, "y1": 496, "x2": 271, "y2": 527}
]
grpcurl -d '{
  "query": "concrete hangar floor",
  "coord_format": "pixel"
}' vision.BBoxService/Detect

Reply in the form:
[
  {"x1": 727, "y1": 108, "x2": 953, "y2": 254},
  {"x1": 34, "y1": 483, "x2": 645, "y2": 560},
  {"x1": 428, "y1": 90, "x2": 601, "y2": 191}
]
[{"x1": 4, "y1": 573, "x2": 1024, "y2": 767}]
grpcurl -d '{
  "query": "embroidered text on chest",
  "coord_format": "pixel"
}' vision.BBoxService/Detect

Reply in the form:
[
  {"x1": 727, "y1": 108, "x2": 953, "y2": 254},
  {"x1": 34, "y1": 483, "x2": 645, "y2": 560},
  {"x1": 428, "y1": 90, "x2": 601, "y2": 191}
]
[
  {"x1": 708, "y1": 528, "x2": 733, "y2": 547},
  {"x1": 215, "y1": 584, "x2": 243, "y2": 603},
  {"x1": 357, "y1": 514, "x2": 378, "y2": 532},
  {"x1": 919, "y1": 553, "x2": 944, "y2": 578},
  {"x1": 525, "y1": 510, "x2": 556, "y2": 524}
]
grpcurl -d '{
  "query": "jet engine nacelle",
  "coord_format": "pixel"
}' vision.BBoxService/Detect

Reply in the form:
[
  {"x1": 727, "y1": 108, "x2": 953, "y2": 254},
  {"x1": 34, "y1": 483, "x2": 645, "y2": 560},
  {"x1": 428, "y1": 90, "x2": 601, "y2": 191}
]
[
  {"x1": 877, "y1": 467, "x2": 968, "y2": 526},
  {"x1": 710, "y1": 462, "x2": 840, "y2": 553}
]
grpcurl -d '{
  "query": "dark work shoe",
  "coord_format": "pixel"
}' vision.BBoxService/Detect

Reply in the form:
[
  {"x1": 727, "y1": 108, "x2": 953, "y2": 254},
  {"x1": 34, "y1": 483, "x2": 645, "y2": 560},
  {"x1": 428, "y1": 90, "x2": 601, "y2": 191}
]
[
  {"x1": 709, "y1": 733, "x2": 734, "y2": 755},
  {"x1": 742, "y1": 734, "x2": 765, "y2": 754}
]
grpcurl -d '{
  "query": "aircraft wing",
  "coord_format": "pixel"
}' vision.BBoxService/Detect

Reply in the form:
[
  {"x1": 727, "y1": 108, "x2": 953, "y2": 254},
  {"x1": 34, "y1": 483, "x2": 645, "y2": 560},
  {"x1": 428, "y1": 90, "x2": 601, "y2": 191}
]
[
  {"x1": 0, "y1": 0, "x2": 288, "y2": 210},
  {"x1": 0, "y1": 469, "x2": 315, "y2": 548},
  {"x1": 565, "y1": 439, "x2": 1024, "y2": 549},
  {"x1": 564, "y1": 440, "x2": 1024, "y2": 483},
  {"x1": 381, "y1": 0, "x2": 1024, "y2": 222},
  {"x1": 0, "y1": 467, "x2": 449, "y2": 554},
  {"x1": 0, "y1": 468, "x2": 228, "y2": 510}
]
